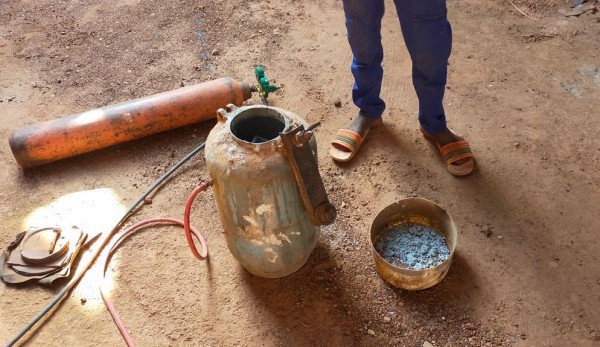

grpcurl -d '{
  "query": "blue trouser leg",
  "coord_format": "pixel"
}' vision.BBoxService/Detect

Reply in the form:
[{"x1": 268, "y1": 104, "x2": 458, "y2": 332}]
[
  {"x1": 342, "y1": 0, "x2": 386, "y2": 119},
  {"x1": 343, "y1": 0, "x2": 452, "y2": 132},
  {"x1": 394, "y1": 0, "x2": 452, "y2": 133}
]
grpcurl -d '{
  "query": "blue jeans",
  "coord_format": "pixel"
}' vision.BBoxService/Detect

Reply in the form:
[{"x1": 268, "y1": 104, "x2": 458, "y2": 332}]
[{"x1": 343, "y1": 0, "x2": 452, "y2": 133}]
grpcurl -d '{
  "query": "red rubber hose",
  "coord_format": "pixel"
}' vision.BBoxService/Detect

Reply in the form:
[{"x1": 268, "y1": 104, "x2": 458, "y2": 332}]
[
  {"x1": 184, "y1": 181, "x2": 211, "y2": 260},
  {"x1": 101, "y1": 183, "x2": 210, "y2": 347}
]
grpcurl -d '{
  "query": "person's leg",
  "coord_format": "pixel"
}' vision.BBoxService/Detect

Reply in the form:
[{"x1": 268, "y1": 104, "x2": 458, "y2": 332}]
[
  {"x1": 344, "y1": 0, "x2": 386, "y2": 120},
  {"x1": 330, "y1": 0, "x2": 386, "y2": 162},
  {"x1": 393, "y1": 0, "x2": 451, "y2": 133},
  {"x1": 393, "y1": 0, "x2": 473, "y2": 175}
]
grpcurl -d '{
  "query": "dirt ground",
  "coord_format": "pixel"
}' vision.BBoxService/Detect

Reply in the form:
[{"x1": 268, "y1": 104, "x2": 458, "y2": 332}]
[{"x1": 1, "y1": 0, "x2": 599, "y2": 346}]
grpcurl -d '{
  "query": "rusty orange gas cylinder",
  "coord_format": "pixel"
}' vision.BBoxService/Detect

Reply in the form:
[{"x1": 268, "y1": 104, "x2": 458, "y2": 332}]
[{"x1": 9, "y1": 78, "x2": 252, "y2": 168}]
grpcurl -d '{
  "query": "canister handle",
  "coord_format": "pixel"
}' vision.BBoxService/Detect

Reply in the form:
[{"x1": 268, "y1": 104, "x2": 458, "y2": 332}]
[
  {"x1": 216, "y1": 104, "x2": 237, "y2": 123},
  {"x1": 280, "y1": 123, "x2": 336, "y2": 226}
]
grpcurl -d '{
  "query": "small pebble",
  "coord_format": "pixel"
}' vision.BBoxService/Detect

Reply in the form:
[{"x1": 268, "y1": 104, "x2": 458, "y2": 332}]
[
  {"x1": 463, "y1": 322, "x2": 476, "y2": 330},
  {"x1": 80, "y1": 298, "x2": 87, "y2": 305},
  {"x1": 367, "y1": 329, "x2": 375, "y2": 336},
  {"x1": 423, "y1": 342, "x2": 434, "y2": 347},
  {"x1": 383, "y1": 316, "x2": 391, "y2": 323},
  {"x1": 480, "y1": 225, "x2": 493, "y2": 237},
  {"x1": 334, "y1": 98, "x2": 342, "y2": 107},
  {"x1": 211, "y1": 49, "x2": 220, "y2": 56}
]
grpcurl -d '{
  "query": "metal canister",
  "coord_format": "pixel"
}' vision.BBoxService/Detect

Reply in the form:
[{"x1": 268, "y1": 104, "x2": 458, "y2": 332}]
[{"x1": 205, "y1": 105, "x2": 331, "y2": 278}]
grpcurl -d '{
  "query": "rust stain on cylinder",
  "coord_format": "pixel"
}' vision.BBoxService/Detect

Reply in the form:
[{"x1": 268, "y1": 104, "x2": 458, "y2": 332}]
[{"x1": 9, "y1": 77, "x2": 252, "y2": 168}]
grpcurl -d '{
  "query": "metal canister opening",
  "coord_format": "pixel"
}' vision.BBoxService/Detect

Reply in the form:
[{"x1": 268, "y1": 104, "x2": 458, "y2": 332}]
[{"x1": 230, "y1": 107, "x2": 288, "y2": 144}]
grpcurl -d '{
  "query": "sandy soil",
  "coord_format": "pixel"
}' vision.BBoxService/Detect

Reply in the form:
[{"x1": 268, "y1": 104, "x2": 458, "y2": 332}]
[{"x1": 1, "y1": 0, "x2": 599, "y2": 346}]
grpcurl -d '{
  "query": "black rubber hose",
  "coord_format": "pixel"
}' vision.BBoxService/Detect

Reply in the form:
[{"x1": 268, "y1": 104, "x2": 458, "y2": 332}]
[{"x1": 5, "y1": 141, "x2": 206, "y2": 347}]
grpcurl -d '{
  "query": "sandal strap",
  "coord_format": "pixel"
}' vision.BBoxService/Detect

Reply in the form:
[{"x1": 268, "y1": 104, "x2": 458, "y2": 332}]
[
  {"x1": 440, "y1": 141, "x2": 474, "y2": 165},
  {"x1": 332, "y1": 129, "x2": 362, "y2": 153}
]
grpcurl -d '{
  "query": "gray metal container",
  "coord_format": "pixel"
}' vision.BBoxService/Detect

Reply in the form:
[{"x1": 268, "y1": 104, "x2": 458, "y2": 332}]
[{"x1": 205, "y1": 105, "x2": 318, "y2": 278}]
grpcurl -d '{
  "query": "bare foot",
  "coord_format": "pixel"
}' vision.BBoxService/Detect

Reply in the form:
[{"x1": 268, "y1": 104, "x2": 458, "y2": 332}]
[
  {"x1": 425, "y1": 128, "x2": 463, "y2": 147},
  {"x1": 344, "y1": 114, "x2": 383, "y2": 137}
]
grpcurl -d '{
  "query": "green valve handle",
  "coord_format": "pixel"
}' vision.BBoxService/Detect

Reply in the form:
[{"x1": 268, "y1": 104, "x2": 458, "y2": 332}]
[{"x1": 255, "y1": 66, "x2": 279, "y2": 104}]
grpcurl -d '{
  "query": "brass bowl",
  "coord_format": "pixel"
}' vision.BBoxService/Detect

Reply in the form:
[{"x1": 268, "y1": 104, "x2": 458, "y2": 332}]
[{"x1": 370, "y1": 198, "x2": 457, "y2": 290}]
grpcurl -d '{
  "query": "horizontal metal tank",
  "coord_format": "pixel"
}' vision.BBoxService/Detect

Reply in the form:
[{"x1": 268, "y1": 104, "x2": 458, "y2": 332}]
[
  {"x1": 9, "y1": 78, "x2": 252, "y2": 168},
  {"x1": 205, "y1": 105, "x2": 320, "y2": 278}
]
